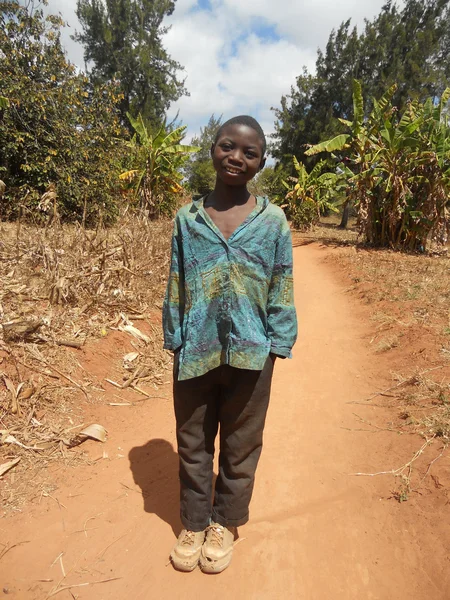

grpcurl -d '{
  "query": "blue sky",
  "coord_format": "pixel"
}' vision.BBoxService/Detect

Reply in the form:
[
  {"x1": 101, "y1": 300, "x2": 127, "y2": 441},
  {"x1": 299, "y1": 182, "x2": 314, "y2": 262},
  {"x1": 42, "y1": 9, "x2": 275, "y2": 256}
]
[{"x1": 47, "y1": 0, "x2": 404, "y2": 145}]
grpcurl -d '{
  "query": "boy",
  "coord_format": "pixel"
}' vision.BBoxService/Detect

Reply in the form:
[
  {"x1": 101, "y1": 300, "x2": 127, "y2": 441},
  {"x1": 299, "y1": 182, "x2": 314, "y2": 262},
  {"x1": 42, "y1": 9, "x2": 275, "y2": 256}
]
[{"x1": 163, "y1": 115, "x2": 297, "y2": 573}]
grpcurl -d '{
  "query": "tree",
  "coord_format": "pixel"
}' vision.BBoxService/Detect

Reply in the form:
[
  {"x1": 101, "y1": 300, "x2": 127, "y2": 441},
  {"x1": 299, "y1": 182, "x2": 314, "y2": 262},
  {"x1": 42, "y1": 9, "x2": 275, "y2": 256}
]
[
  {"x1": 272, "y1": 0, "x2": 450, "y2": 170},
  {"x1": 74, "y1": 0, "x2": 188, "y2": 130},
  {"x1": 306, "y1": 81, "x2": 450, "y2": 250},
  {"x1": 283, "y1": 157, "x2": 342, "y2": 230},
  {"x1": 120, "y1": 113, "x2": 199, "y2": 218},
  {"x1": 271, "y1": 68, "x2": 319, "y2": 169},
  {"x1": 248, "y1": 165, "x2": 288, "y2": 204},
  {"x1": 0, "y1": 0, "x2": 126, "y2": 223},
  {"x1": 184, "y1": 114, "x2": 222, "y2": 196}
]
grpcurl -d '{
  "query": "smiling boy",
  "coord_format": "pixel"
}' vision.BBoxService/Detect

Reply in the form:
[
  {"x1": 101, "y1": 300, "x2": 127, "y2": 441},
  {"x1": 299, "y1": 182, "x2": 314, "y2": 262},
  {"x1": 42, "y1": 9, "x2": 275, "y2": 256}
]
[{"x1": 163, "y1": 115, "x2": 297, "y2": 573}]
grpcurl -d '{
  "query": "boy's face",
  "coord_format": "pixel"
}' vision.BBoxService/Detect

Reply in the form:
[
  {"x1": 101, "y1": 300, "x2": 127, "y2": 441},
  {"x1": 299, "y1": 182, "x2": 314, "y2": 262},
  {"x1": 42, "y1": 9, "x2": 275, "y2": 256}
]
[{"x1": 211, "y1": 124, "x2": 266, "y2": 186}]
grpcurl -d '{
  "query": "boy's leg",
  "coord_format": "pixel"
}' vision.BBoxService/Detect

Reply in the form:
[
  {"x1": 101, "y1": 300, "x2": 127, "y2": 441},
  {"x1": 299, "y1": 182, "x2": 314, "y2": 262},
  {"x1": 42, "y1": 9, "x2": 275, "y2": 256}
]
[
  {"x1": 173, "y1": 359, "x2": 221, "y2": 532},
  {"x1": 212, "y1": 354, "x2": 275, "y2": 527}
]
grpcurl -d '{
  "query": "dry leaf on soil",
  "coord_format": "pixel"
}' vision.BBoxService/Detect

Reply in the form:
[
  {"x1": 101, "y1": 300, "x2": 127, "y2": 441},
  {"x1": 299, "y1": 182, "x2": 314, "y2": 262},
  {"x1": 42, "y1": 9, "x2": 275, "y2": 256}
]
[{"x1": 0, "y1": 457, "x2": 20, "y2": 477}]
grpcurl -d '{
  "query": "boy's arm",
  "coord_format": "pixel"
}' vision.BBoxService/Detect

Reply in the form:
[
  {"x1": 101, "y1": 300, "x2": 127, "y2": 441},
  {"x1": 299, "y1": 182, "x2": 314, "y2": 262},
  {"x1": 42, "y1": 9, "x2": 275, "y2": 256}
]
[
  {"x1": 162, "y1": 219, "x2": 185, "y2": 352},
  {"x1": 267, "y1": 219, "x2": 298, "y2": 358}
]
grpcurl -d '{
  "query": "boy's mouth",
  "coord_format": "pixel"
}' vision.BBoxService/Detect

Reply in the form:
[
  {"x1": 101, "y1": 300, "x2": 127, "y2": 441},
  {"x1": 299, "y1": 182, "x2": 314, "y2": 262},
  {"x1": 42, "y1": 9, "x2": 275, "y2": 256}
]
[{"x1": 224, "y1": 166, "x2": 244, "y2": 175}]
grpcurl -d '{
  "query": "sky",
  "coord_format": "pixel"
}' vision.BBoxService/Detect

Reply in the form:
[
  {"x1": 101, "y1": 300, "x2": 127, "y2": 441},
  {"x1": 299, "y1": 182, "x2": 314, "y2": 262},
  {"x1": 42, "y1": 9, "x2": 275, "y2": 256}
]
[{"x1": 46, "y1": 0, "x2": 404, "y2": 143}]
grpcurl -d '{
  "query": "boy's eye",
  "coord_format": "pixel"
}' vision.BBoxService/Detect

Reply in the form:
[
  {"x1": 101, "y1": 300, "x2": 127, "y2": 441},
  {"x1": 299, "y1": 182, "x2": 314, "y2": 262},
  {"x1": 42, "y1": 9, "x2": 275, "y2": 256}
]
[
  {"x1": 246, "y1": 151, "x2": 257, "y2": 158},
  {"x1": 220, "y1": 144, "x2": 232, "y2": 151}
]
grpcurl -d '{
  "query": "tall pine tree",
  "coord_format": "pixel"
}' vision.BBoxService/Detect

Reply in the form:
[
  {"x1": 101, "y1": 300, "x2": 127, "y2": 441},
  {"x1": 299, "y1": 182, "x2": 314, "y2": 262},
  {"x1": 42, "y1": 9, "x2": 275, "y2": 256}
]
[{"x1": 74, "y1": 0, "x2": 187, "y2": 129}]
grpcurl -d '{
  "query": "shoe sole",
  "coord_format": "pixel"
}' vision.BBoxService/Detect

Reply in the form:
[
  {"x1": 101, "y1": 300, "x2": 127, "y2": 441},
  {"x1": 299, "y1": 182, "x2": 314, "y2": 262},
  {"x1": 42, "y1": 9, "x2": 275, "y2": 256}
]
[{"x1": 170, "y1": 552, "x2": 201, "y2": 572}]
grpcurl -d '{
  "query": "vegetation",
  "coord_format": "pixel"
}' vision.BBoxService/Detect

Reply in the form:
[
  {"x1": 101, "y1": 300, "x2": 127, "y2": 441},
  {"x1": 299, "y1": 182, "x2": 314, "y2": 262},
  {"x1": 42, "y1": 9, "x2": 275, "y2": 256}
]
[
  {"x1": 0, "y1": 215, "x2": 172, "y2": 508},
  {"x1": 75, "y1": 0, "x2": 187, "y2": 131},
  {"x1": 283, "y1": 157, "x2": 342, "y2": 230},
  {"x1": 184, "y1": 114, "x2": 222, "y2": 197},
  {"x1": 305, "y1": 81, "x2": 450, "y2": 250},
  {"x1": 0, "y1": 0, "x2": 126, "y2": 224},
  {"x1": 0, "y1": 0, "x2": 195, "y2": 224},
  {"x1": 272, "y1": 0, "x2": 450, "y2": 169},
  {"x1": 120, "y1": 113, "x2": 199, "y2": 218},
  {"x1": 248, "y1": 165, "x2": 288, "y2": 204}
]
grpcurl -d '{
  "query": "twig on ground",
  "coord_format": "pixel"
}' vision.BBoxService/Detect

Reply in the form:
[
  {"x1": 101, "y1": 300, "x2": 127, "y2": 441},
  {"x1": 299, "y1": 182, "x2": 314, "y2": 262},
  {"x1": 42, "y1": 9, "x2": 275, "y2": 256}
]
[
  {"x1": 59, "y1": 554, "x2": 66, "y2": 578},
  {"x1": 96, "y1": 533, "x2": 128, "y2": 561},
  {"x1": 352, "y1": 413, "x2": 399, "y2": 433},
  {"x1": 350, "y1": 436, "x2": 436, "y2": 477},
  {"x1": 418, "y1": 445, "x2": 448, "y2": 486},
  {"x1": 350, "y1": 366, "x2": 446, "y2": 404},
  {"x1": 130, "y1": 384, "x2": 165, "y2": 400},
  {"x1": 28, "y1": 348, "x2": 89, "y2": 399},
  {"x1": 45, "y1": 577, "x2": 121, "y2": 599},
  {"x1": 83, "y1": 514, "x2": 103, "y2": 538},
  {"x1": 0, "y1": 540, "x2": 30, "y2": 561}
]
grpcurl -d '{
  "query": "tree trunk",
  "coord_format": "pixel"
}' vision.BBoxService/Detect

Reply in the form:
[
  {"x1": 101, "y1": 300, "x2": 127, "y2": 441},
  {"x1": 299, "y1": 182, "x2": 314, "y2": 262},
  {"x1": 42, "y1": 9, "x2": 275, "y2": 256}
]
[{"x1": 338, "y1": 199, "x2": 350, "y2": 229}]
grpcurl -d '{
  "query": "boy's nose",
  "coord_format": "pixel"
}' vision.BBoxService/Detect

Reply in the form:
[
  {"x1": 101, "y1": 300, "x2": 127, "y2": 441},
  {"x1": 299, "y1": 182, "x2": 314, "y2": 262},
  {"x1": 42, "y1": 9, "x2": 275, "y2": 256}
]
[{"x1": 229, "y1": 149, "x2": 244, "y2": 163}]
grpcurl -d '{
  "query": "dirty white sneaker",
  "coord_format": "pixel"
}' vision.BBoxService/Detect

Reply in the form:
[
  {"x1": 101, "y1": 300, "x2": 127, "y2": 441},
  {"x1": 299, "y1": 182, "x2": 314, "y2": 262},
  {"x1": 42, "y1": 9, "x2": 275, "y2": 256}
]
[
  {"x1": 170, "y1": 529, "x2": 205, "y2": 572},
  {"x1": 199, "y1": 522, "x2": 236, "y2": 574}
]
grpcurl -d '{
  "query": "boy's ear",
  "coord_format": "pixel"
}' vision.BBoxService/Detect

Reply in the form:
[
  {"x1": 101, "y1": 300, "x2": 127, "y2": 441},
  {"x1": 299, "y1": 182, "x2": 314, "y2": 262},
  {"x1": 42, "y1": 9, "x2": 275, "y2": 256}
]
[
  {"x1": 210, "y1": 143, "x2": 215, "y2": 157},
  {"x1": 258, "y1": 156, "x2": 266, "y2": 172}
]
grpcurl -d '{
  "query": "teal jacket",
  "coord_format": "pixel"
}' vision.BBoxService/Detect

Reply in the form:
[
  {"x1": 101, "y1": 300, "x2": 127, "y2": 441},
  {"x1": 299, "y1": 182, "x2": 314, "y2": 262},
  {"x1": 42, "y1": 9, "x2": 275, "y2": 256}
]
[{"x1": 163, "y1": 196, "x2": 298, "y2": 380}]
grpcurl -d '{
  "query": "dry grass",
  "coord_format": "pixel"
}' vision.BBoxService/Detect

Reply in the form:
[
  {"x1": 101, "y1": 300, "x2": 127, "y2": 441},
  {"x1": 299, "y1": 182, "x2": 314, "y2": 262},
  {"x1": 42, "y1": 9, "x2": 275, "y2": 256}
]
[{"x1": 0, "y1": 215, "x2": 173, "y2": 510}]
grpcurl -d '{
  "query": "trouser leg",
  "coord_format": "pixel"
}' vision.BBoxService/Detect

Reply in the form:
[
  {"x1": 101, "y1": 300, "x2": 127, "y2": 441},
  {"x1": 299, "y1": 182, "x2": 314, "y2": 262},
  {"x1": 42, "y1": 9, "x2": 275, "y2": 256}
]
[
  {"x1": 212, "y1": 355, "x2": 275, "y2": 528},
  {"x1": 173, "y1": 361, "x2": 220, "y2": 532}
]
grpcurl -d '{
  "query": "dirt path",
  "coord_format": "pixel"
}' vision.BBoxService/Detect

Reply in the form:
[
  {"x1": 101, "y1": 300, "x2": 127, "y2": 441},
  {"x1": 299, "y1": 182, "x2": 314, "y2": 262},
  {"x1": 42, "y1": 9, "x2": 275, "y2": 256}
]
[{"x1": 1, "y1": 243, "x2": 449, "y2": 599}]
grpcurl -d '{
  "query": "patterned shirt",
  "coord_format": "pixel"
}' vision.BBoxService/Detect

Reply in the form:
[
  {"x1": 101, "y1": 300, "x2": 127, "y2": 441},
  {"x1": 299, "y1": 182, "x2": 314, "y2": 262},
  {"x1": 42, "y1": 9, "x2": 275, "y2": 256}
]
[{"x1": 163, "y1": 196, "x2": 297, "y2": 381}]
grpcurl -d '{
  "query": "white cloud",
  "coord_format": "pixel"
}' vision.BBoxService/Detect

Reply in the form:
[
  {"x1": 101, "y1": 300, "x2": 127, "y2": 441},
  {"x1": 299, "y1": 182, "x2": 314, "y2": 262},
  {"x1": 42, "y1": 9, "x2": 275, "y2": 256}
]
[
  {"x1": 163, "y1": 4, "x2": 316, "y2": 140},
  {"x1": 221, "y1": 0, "x2": 405, "y2": 49},
  {"x1": 43, "y1": 0, "x2": 85, "y2": 68},
  {"x1": 43, "y1": 0, "x2": 404, "y2": 143}
]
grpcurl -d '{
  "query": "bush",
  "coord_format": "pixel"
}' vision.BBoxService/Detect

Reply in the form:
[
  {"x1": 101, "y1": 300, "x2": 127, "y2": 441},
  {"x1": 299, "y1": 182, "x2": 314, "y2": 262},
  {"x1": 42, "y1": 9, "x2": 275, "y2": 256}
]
[{"x1": 0, "y1": 1, "x2": 127, "y2": 225}]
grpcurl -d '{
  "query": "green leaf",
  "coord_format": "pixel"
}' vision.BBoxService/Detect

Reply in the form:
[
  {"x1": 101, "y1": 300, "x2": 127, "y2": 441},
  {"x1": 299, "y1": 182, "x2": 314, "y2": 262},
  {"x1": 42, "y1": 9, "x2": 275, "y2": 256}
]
[{"x1": 305, "y1": 135, "x2": 350, "y2": 156}]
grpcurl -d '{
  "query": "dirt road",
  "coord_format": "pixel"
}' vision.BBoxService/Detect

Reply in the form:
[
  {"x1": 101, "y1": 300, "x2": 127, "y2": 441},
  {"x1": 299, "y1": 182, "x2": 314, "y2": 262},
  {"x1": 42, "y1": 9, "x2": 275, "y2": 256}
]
[{"x1": 1, "y1": 243, "x2": 449, "y2": 599}]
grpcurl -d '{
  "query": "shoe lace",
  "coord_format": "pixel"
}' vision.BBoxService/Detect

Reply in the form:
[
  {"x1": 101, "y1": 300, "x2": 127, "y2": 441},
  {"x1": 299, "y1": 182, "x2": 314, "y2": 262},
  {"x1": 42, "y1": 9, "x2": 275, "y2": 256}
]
[
  {"x1": 207, "y1": 525, "x2": 225, "y2": 548},
  {"x1": 180, "y1": 530, "x2": 197, "y2": 547}
]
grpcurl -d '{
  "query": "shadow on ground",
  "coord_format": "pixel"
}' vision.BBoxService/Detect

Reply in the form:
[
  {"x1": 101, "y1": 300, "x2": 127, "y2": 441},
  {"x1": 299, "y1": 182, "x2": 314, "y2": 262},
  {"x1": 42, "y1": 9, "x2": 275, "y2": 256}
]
[{"x1": 129, "y1": 438, "x2": 182, "y2": 537}]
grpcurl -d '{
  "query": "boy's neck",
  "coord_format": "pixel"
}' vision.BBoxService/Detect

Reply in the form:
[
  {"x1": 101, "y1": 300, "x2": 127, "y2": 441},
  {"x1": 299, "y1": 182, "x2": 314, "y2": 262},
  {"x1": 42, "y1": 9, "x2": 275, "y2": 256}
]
[{"x1": 208, "y1": 180, "x2": 253, "y2": 208}]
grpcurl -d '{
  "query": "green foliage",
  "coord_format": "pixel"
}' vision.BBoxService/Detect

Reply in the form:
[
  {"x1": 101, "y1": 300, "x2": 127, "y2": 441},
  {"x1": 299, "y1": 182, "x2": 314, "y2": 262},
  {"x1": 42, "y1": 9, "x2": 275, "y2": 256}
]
[
  {"x1": 75, "y1": 0, "x2": 187, "y2": 130},
  {"x1": 0, "y1": 0, "x2": 126, "y2": 224},
  {"x1": 306, "y1": 81, "x2": 450, "y2": 250},
  {"x1": 121, "y1": 113, "x2": 199, "y2": 218},
  {"x1": 284, "y1": 157, "x2": 341, "y2": 230},
  {"x1": 248, "y1": 165, "x2": 288, "y2": 204},
  {"x1": 272, "y1": 0, "x2": 450, "y2": 169},
  {"x1": 184, "y1": 114, "x2": 222, "y2": 197}
]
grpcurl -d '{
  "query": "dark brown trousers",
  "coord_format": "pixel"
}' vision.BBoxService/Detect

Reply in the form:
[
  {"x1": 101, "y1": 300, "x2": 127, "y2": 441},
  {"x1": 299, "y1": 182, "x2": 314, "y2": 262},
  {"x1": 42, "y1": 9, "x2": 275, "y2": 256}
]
[{"x1": 173, "y1": 354, "x2": 275, "y2": 531}]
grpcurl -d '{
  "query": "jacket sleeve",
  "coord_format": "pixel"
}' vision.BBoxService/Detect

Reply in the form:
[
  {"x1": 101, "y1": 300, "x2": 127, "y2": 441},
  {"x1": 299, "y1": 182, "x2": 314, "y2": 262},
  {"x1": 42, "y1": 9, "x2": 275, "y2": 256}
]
[
  {"x1": 162, "y1": 218, "x2": 185, "y2": 351},
  {"x1": 267, "y1": 217, "x2": 298, "y2": 357}
]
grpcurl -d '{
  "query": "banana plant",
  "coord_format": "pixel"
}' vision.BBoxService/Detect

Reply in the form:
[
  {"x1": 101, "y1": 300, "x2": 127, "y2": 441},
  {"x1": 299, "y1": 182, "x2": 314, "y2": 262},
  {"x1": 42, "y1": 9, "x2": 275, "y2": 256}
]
[
  {"x1": 304, "y1": 80, "x2": 450, "y2": 250},
  {"x1": 283, "y1": 156, "x2": 342, "y2": 229},
  {"x1": 120, "y1": 113, "x2": 199, "y2": 218}
]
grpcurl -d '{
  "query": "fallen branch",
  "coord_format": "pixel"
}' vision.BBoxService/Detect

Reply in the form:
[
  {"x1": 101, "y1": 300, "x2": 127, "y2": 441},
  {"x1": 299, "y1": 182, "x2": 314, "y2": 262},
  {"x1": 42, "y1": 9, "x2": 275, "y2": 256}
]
[
  {"x1": 45, "y1": 577, "x2": 121, "y2": 599},
  {"x1": 350, "y1": 436, "x2": 436, "y2": 477}
]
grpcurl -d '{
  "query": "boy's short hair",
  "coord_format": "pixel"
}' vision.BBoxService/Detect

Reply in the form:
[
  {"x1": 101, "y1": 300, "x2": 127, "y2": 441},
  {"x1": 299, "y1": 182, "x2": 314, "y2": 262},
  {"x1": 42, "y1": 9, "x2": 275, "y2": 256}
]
[{"x1": 214, "y1": 115, "x2": 266, "y2": 156}]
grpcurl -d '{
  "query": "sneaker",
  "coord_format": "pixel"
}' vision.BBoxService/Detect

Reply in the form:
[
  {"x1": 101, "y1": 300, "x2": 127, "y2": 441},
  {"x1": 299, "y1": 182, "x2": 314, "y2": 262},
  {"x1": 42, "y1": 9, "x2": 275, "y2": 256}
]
[
  {"x1": 199, "y1": 522, "x2": 236, "y2": 574},
  {"x1": 170, "y1": 529, "x2": 205, "y2": 572}
]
